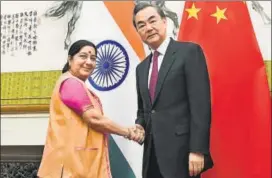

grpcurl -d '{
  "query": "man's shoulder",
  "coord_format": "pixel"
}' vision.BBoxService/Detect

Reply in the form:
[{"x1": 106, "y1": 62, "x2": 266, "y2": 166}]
[
  {"x1": 170, "y1": 40, "x2": 204, "y2": 54},
  {"x1": 172, "y1": 39, "x2": 201, "y2": 49},
  {"x1": 136, "y1": 54, "x2": 151, "y2": 70}
]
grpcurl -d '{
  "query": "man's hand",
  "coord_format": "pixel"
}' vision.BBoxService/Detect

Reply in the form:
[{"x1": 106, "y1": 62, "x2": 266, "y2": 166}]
[
  {"x1": 189, "y1": 152, "x2": 204, "y2": 177},
  {"x1": 127, "y1": 124, "x2": 145, "y2": 144}
]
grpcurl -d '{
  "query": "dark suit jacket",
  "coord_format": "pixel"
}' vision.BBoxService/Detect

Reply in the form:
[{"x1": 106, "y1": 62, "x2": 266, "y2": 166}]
[{"x1": 135, "y1": 39, "x2": 213, "y2": 178}]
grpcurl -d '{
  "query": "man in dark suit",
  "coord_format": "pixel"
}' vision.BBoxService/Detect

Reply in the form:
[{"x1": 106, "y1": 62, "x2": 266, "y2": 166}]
[{"x1": 130, "y1": 3, "x2": 213, "y2": 178}]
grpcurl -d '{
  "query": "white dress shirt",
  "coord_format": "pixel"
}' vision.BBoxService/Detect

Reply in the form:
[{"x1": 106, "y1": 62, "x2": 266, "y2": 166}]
[{"x1": 148, "y1": 37, "x2": 171, "y2": 87}]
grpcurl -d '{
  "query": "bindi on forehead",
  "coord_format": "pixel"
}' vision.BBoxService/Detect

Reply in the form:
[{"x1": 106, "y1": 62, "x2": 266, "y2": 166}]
[
  {"x1": 80, "y1": 46, "x2": 95, "y2": 53},
  {"x1": 80, "y1": 51, "x2": 95, "y2": 55}
]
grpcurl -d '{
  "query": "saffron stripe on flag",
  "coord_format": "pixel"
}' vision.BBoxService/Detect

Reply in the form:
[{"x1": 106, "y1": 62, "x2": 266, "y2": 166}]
[{"x1": 104, "y1": 1, "x2": 146, "y2": 60}]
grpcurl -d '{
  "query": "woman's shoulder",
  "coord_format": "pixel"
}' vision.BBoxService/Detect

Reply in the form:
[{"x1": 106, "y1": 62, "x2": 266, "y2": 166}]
[
  {"x1": 62, "y1": 77, "x2": 83, "y2": 86},
  {"x1": 59, "y1": 72, "x2": 83, "y2": 83},
  {"x1": 59, "y1": 77, "x2": 86, "y2": 93}
]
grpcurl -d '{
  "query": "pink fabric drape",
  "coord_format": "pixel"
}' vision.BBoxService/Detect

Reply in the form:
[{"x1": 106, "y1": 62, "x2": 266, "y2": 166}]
[{"x1": 59, "y1": 78, "x2": 92, "y2": 115}]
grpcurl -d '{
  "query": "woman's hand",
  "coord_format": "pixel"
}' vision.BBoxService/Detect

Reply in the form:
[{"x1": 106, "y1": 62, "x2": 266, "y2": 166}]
[{"x1": 125, "y1": 125, "x2": 145, "y2": 144}]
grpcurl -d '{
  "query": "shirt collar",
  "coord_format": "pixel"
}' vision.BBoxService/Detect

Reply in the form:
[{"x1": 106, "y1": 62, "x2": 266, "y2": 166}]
[{"x1": 150, "y1": 37, "x2": 171, "y2": 56}]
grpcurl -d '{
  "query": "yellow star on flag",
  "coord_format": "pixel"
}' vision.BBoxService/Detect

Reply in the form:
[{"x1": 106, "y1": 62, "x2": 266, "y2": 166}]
[
  {"x1": 211, "y1": 6, "x2": 228, "y2": 24},
  {"x1": 185, "y1": 3, "x2": 201, "y2": 20}
]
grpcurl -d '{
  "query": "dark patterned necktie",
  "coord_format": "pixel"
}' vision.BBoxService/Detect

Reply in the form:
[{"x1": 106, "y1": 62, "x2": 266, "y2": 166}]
[{"x1": 149, "y1": 50, "x2": 160, "y2": 102}]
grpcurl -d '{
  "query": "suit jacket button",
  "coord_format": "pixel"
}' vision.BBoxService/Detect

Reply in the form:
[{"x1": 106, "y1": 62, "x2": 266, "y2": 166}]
[{"x1": 151, "y1": 110, "x2": 155, "y2": 114}]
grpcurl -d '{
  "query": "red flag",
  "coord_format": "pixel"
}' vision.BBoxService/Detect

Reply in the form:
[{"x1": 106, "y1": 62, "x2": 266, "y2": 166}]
[{"x1": 178, "y1": 2, "x2": 271, "y2": 178}]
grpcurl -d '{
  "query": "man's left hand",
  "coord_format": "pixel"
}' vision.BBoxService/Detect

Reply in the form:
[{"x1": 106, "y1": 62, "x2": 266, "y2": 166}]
[{"x1": 189, "y1": 152, "x2": 204, "y2": 177}]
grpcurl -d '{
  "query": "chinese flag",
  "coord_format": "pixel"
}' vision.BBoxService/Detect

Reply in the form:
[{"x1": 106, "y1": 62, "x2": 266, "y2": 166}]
[{"x1": 178, "y1": 2, "x2": 271, "y2": 178}]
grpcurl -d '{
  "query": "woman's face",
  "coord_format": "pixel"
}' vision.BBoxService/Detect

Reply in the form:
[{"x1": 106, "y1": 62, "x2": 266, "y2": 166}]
[{"x1": 69, "y1": 46, "x2": 96, "y2": 81}]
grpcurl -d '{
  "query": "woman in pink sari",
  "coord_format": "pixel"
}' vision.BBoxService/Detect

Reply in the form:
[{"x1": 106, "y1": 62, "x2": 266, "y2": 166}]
[{"x1": 38, "y1": 40, "x2": 144, "y2": 178}]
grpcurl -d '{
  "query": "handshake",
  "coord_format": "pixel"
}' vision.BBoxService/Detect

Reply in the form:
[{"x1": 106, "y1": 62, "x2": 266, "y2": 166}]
[{"x1": 124, "y1": 124, "x2": 145, "y2": 144}]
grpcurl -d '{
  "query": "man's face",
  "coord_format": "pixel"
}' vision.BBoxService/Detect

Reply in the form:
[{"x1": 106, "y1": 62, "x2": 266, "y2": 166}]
[{"x1": 135, "y1": 6, "x2": 167, "y2": 49}]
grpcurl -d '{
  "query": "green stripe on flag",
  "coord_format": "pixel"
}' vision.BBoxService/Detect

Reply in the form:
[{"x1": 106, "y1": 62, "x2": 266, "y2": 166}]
[{"x1": 109, "y1": 135, "x2": 136, "y2": 178}]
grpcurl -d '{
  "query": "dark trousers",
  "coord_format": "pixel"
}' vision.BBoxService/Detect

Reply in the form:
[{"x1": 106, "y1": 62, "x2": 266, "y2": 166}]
[
  {"x1": 146, "y1": 136, "x2": 201, "y2": 178},
  {"x1": 147, "y1": 136, "x2": 164, "y2": 178}
]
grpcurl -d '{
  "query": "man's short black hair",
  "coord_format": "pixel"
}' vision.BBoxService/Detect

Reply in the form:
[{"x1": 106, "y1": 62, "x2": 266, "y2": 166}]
[{"x1": 132, "y1": 3, "x2": 166, "y2": 28}]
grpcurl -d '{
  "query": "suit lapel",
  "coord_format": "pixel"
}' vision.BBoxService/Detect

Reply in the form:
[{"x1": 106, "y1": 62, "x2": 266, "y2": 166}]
[
  {"x1": 153, "y1": 39, "x2": 178, "y2": 106},
  {"x1": 141, "y1": 54, "x2": 152, "y2": 107}
]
